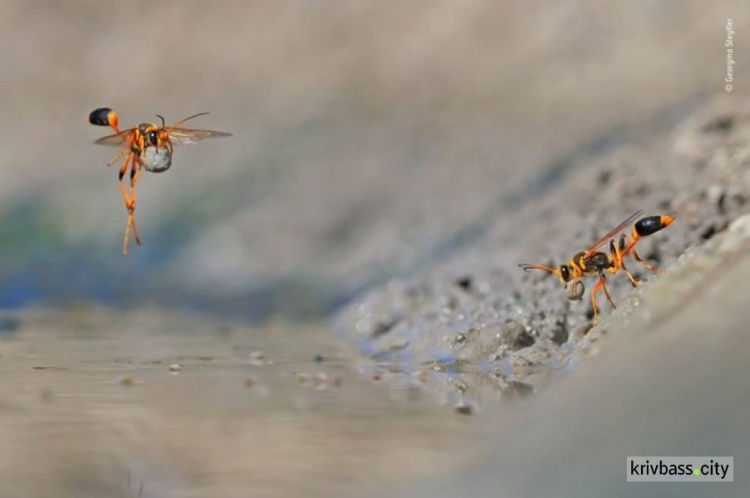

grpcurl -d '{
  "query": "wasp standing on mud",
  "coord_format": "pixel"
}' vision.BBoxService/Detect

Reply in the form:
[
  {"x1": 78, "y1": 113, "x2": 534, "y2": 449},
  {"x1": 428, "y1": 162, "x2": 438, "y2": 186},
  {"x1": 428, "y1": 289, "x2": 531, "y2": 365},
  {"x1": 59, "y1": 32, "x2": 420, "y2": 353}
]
[
  {"x1": 89, "y1": 107, "x2": 231, "y2": 255},
  {"x1": 519, "y1": 210, "x2": 674, "y2": 327}
]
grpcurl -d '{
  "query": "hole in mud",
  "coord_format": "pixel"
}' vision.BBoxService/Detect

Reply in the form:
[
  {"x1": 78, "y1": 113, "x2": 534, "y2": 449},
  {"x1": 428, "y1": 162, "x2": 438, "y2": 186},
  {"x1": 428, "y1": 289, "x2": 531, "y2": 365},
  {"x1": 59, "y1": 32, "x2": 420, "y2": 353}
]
[
  {"x1": 701, "y1": 225, "x2": 717, "y2": 241},
  {"x1": 701, "y1": 115, "x2": 735, "y2": 133},
  {"x1": 455, "y1": 276, "x2": 473, "y2": 292}
]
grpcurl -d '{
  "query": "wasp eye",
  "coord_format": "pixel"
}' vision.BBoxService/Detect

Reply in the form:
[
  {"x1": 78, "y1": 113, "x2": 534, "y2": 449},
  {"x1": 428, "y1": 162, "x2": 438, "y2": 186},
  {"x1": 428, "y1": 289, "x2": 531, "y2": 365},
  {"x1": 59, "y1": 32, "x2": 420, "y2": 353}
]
[
  {"x1": 560, "y1": 265, "x2": 571, "y2": 282},
  {"x1": 147, "y1": 131, "x2": 158, "y2": 146}
]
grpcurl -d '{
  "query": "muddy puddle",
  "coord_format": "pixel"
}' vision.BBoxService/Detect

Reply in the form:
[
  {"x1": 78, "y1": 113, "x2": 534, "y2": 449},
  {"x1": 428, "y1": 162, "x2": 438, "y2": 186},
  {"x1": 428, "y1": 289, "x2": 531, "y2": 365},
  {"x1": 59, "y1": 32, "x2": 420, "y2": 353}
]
[{"x1": 0, "y1": 307, "x2": 502, "y2": 498}]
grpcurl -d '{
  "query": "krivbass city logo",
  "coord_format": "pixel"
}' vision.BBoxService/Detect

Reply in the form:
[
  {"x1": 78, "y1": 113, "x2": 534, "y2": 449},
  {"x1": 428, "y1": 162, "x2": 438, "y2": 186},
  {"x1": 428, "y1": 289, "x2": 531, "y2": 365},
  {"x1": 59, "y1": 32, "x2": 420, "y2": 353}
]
[{"x1": 627, "y1": 457, "x2": 733, "y2": 482}]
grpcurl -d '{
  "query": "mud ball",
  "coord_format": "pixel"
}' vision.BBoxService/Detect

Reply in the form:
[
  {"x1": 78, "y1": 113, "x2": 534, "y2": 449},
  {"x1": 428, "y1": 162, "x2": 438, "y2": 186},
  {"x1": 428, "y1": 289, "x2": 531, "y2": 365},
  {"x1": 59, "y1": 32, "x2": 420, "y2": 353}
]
[{"x1": 142, "y1": 146, "x2": 172, "y2": 172}]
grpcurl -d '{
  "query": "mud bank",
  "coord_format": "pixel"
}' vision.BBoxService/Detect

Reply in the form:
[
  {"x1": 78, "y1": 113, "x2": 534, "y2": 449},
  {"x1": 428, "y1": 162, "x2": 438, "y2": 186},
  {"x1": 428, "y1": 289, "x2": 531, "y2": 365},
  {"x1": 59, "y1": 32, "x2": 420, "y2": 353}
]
[
  {"x1": 334, "y1": 94, "x2": 750, "y2": 395},
  {"x1": 401, "y1": 199, "x2": 750, "y2": 498}
]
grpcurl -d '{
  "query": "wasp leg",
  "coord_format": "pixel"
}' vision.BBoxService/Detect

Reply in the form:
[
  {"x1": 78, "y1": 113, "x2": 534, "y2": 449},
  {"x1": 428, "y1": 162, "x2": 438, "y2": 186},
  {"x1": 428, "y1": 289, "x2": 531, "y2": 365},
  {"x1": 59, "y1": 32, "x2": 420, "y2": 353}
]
[
  {"x1": 621, "y1": 234, "x2": 663, "y2": 274},
  {"x1": 106, "y1": 130, "x2": 136, "y2": 167},
  {"x1": 122, "y1": 207, "x2": 141, "y2": 255},
  {"x1": 630, "y1": 247, "x2": 662, "y2": 273},
  {"x1": 129, "y1": 154, "x2": 144, "y2": 246},
  {"x1": 126, "y1": 215, "x2": 141, "y2": 250},
  {"x1": 128, "y1": 153, "x2": 142, "y2": 246},
  {"x1": 117, "y1": 151, "x2": 133, "y2": 211},
  {"x1": 120, "y1": 199, "x2": 135, "y2": 256},
  {"x1": 129, "y1": 153, "x2": 144, "y2": 198},
  {"x1": 608, "y1": 238, "x2": 624, "y2": 272},
  {"x1": 131, "y1": 160, "x2": 143, "y2": 190},
  {"x1": 590, "y1": 275, "x2": 603, "y2": 327},
  {"x1": 601, "y1": 277, "x2": 616, "y2": 309},
  {"x1": 116, "y1": 152, "x2": 142, "y2": 255},
  {"x1": 621, "y1": 261, "x2": 639, "y2": 286},
  {"x1": 107, "y1": 145, "x2": 128, "y2": 167},
  {"x1": 614, "y1": 236, "x2": 638, "y2": 286},
  {"x1": 589, "y1": 274, "x2": 614, "y2": 328}
]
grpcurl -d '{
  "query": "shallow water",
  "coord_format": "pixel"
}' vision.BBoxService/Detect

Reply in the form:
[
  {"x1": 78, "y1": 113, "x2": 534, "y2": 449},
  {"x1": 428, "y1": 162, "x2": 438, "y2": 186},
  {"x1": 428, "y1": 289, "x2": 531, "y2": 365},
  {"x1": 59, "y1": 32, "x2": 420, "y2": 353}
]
[{"x1": 0, "y1": 307, "x2": 493, "y2": 498}]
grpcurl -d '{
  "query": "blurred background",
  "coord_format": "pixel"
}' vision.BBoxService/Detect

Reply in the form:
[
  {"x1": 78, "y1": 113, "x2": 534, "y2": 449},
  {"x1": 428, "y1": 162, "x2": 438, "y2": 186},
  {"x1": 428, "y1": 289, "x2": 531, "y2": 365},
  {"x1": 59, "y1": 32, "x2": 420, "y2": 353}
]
[{"x1": 2, "y1": 0, "x2": 747, "y2": 320}]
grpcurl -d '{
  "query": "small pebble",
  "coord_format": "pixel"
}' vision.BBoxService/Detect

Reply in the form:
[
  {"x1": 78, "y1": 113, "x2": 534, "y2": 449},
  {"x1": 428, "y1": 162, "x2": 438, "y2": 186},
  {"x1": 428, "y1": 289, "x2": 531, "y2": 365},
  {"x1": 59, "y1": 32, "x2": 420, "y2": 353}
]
[
  {"x1": 168, "y1": 363, "x2": 182, "y2": 375},
  {"x1": 119, "y1": 376, "x2": 134, "y2": 387},
  {"x1": 295, "y1": 372, "x2": 312, "y2": 386},
  {"x1": 313, "y1": 372, "x2": 329, "y2": 391},
  {"x1": 455, "y1": 401, "x2": 473, "y2": 415},
  {"x1": 249, "y1": 351, "x2": 269, "y2": 366}
]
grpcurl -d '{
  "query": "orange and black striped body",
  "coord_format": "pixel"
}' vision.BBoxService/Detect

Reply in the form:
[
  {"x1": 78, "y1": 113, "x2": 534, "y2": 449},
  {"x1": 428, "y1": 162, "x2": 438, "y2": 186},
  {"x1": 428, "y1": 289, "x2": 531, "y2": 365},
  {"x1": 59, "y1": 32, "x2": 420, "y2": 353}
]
[
  {"x1": 89, "y1": 107, "x2": 119, "y2": 130},
  {"x1": 519, "y1": 212, "x2": 674, "y2": 327},
  {"x1": 625, "y1": 215, "x2": 674, "y2": 253}
]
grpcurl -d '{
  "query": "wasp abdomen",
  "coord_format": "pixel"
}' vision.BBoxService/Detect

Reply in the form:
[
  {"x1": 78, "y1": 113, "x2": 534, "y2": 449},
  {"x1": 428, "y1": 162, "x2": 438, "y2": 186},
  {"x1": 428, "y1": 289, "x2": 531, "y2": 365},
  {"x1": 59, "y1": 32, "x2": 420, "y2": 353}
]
[
  {"x1": 635, "y1": 215, "x2": 674, "y2": 237},
  {"x1": 89, "y1": 107, "x2": 118, "y2": 128}
]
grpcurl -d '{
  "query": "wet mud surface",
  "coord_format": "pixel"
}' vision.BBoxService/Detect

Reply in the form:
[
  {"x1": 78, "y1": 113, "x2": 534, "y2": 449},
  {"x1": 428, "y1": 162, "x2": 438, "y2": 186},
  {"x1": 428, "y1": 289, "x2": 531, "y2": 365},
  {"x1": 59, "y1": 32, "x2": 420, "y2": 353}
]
[{"x1": 0, "y1": 308, "x2": 491, "y2": 498}]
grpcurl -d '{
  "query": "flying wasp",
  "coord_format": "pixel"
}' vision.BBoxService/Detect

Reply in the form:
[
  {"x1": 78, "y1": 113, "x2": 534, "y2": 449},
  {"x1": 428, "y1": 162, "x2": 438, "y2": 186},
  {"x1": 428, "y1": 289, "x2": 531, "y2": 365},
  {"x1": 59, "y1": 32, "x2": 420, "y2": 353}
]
[
  {"x1": 89, "y1": 107, "x2": 231, "y2": 254},
  {"x1": 519, "y1": 210, "x2": 674, "y2": 327}
]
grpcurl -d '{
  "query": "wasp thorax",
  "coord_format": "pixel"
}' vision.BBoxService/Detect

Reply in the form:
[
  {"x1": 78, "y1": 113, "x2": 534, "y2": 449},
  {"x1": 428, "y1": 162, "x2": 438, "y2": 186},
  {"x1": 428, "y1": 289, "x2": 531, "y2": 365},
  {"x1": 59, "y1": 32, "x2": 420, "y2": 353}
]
[{"x1": 142, "y1": 146, "x2": 172, "y2": 173}]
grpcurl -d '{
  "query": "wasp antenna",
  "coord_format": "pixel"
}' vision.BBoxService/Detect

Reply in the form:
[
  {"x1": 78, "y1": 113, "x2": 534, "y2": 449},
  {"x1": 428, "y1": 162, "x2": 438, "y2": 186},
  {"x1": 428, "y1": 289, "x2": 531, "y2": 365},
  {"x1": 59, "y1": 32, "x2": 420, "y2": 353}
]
[
  {"x1": 156, "y1": 114, "x2": 166, "y2": 128},
  {"x1": 163, "y1": 112, "x2": 211, "y2": 131},
  {"x1": 519, "y1": 263, "x2": 559, "y2": 274}
]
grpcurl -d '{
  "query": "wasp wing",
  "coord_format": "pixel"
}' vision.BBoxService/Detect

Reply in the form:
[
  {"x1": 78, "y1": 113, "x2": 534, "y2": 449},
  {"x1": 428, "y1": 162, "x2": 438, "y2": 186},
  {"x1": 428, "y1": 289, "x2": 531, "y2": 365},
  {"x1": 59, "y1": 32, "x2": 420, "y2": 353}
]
[
  {"x1": 93, "y1": 129, "x2": 136, "y2": 147},
  {"x1": 584, "y1": 210, "x2": 643, "y2": 256},
  {"x1": 167, "y1": 128, "x2": 232, "y2": 146}
]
